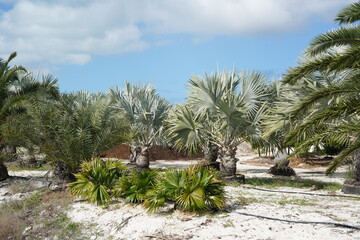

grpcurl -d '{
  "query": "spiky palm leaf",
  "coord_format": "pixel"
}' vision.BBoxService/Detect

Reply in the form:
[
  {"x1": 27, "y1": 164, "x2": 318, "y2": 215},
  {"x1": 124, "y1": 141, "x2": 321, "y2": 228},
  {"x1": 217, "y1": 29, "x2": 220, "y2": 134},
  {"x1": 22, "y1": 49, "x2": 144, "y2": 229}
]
[
  {"x1": 0, "y1": 53, "x2": 59, "y2": 180},
  {"x1": 167, "y1": 70, "x2": 269, "y2": 175},
  {"x1": 69, "y1": 158, "x2": 127, "y2": 205},
  {"x1": 11, "y1": 91, "x2": 131, "y2": 180},
  {"x1": 110, "y1": 82, "x2": 171, "y2": 148},
  {"x1": 144, "y1": 166, "x2": 225, "y2": 212},
  {"x1": 281, "y1": 2, "x2": 360, "y2": 177},
  {"x1": 114, "y1": 169, "x2": 158, "y2": 203}
]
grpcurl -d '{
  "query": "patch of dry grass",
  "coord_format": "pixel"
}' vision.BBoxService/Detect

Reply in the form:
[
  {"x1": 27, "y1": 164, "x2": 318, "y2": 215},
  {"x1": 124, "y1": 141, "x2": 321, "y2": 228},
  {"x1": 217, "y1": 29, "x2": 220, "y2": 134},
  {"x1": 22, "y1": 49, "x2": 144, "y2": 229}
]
[
  {"x1": 0, "y1": 186, "x2": 81, "y2": 240},
  {"x1": 0, "y1": 210, "x2": 25, "y2": 239}
]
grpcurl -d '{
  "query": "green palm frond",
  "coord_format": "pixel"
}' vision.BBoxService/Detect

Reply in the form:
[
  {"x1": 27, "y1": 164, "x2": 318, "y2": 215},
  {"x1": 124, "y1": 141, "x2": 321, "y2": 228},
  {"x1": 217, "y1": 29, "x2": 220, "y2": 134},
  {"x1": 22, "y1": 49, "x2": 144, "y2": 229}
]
[
  {"x1": 335, "y1": 1, "x2": 360, "y2": 24},
  {"x1": 326, "y1": 138, "x2": 360, "y2": 175},
  {"x1": 283, "y1": 55, "x2": 336, "y2": 84},
  {"x1": 69, "y1": 158, "x2": 127, "y2": 205},
  {"x1": 165, "y1": 105, "x2": 204, "y2": 155},
  {"x1": 144, "y1": 166, "x2": 225, "y2": 212},
  {"x1": 115, "y1": 169, "x2": 158, "y2": 204},
  {"x1": 110, "y1": 81, "x2": 171, "y2": 147},
  {"x1": 306, "y1": 25, "x2": 360, "y2": 57}
]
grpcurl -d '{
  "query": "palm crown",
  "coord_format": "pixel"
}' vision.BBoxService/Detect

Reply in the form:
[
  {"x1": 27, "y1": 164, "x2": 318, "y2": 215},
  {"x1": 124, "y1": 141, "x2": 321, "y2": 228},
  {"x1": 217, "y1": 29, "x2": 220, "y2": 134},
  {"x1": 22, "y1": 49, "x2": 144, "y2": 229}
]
[
  {"x1": 283, "y1": 1, "x2": 360, "y2": 178},
  {"x1": 167, "y1": 70, "x2": 269, "y2": 176}
]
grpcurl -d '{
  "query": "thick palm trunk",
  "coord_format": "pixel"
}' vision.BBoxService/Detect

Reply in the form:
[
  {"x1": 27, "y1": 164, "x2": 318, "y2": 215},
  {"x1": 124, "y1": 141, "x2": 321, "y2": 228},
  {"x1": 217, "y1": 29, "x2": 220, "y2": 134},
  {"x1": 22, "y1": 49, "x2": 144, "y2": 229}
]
[
  {"x1": 136, "y1": 146, "x2": 150, "y2": 168},
  {"x1": 203, "y1": 143, "x2": 219, "y2": 162},
  {"x1": 342, "y1": 151, "x2": 360, "y2": 195},
  {"x1": 53, "y1": 162, "x2": 75, "y2": 182},
  {"x1": 0, "y1": 145, "x2": 11, "y2": 181},
  {"x1": 128, "y1": 145, "x2": 140, "y2": 164},
  {"x1": 218, "y1": 145, "x2": 238, "y2": 176},
  {"x1": 0, "y1": 160, "x2": 9, "y2": 181}
]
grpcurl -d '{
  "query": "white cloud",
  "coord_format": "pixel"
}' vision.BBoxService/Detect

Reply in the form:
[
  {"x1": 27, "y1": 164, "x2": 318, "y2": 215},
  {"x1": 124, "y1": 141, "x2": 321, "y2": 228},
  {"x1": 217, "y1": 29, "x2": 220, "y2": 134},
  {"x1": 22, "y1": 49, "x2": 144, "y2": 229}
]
[{"x1": 0, "y1": 0, "x2": 354, "y2": 65}]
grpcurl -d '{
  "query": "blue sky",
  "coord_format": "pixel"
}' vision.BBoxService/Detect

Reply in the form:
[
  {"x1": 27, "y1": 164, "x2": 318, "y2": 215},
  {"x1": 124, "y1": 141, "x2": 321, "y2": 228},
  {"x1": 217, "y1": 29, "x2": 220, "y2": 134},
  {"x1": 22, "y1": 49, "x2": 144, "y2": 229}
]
[{"x1": 0, "y1": 0, "x2": 355, "y2": 103}]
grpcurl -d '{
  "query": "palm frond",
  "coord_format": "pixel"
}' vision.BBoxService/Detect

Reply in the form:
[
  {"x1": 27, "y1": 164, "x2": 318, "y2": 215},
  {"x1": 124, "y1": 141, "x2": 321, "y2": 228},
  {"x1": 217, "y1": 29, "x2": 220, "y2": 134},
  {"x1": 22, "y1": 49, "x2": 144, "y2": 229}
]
[
  {"x1": 306, "y1": 25, "x2": 360, "y2": 57},
  {"x1": 335, "y1": 2, "x2": 360, "y2": 24}
]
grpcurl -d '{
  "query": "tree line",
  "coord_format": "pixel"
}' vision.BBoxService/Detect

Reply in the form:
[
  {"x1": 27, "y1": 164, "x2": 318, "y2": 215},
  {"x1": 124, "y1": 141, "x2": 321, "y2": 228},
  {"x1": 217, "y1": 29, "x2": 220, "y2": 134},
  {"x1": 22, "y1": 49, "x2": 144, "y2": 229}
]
[{"x1": 0, "y1": 1, "x2": 359, "y2": 188}]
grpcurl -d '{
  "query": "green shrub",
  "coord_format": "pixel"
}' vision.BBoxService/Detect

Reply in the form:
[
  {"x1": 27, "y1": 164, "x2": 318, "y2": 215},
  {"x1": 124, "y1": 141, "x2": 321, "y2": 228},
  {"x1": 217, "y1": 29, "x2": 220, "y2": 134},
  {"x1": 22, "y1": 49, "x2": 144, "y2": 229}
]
[
  {"x1": 145, "y1": 165, "x2": 225, "y2": 212},
  {"x1": 68, "y1": 158, "x2": 126, "y2": 205},
  {"x1": 114, "y1": 169, "x2": 158, "y2": 203}
]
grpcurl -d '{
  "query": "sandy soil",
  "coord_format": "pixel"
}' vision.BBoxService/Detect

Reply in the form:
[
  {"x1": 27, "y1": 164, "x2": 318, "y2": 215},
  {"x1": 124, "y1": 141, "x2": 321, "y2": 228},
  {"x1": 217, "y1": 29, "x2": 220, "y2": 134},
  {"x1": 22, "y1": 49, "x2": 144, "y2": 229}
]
[
  {"x1": 66, "y1": 154, "x2": 360, "y2": 240},
  {"x1": 67, "y1": 185, "x2": 360, "y2": 240},
  {"x1": 2, "y1": 154, "x2": 360, "y2": 240}
]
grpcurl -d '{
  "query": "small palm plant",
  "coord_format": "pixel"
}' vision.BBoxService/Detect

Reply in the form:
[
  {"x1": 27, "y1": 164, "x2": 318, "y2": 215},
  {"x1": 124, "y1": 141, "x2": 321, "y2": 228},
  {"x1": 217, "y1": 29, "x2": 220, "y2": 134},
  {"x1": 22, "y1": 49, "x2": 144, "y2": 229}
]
[
  {"x1": 69, "y1": 158, "x2": 126, "y2": 205},
  {"x1": 114, "y1": 169, "x2": 158, "y2": 203},
  {"x1": 144, "y1": 166, "x2": 225, "y2": 212}
]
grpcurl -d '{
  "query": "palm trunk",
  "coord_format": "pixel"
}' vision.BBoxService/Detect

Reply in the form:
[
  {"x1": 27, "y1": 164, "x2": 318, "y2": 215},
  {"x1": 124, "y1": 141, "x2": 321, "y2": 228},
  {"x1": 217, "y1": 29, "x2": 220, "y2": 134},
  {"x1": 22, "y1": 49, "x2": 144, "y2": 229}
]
[
  {"x1": 53, "y1": 162, "x2": 75, "y2": 182},
  {"x1": 203, "y1": 142, "x2": 219, "y2": 162},
  {"x1": 218, "y1": 144, "x2": 238, "y2": 176},
  {"x1": 0, "y1": 160, "x2": 9, "y2": 181},
  {"x1": 136, "y1": 146, "x2": 150, "y2": 168},
  {"x1": 0, "y1": 145, "x2": 10, "y2": 181},
  {"x1": 129, "y1": 145, "x2": 140, "y2": 164},
  {"x1": 354, "y1": 151, "x2": 360, "y2": 181}
]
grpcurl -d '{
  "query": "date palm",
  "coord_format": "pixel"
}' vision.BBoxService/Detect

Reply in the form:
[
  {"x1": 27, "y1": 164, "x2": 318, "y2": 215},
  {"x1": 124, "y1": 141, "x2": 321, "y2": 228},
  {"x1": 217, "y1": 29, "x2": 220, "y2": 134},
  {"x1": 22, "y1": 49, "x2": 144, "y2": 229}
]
[
  {"x1": 12, "y1": 91, "x2": 130, "y2": 181},
  {"x1": 0, "y1": 52, "x2": 59, "y2": 181},
  {"x1": 264, "y1": 72, "x2": 345, "y2": 156},
  {"x1": 283, "y1": 1, "x2": 360, "y2": 182},
  {"x1": 167, "y1": 70, "x2": 268, "y2": 177}
]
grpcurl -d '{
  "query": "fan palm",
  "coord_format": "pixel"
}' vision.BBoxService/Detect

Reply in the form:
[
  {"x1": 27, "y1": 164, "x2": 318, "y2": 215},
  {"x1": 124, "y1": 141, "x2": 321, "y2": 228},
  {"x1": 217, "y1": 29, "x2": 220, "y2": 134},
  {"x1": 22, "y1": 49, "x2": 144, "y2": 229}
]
[
  {"x1": 114, "y1": 169, "x2": 158, "y2": 204},
  {"x1": 110, "y1": 82, "x2": 171, "y2": 168},
  {"x1": 69, "y1": 158, "x2": 127, "y2": 205},
  {"x1": 166, "y1": 70, "x2": 268, "y2": 176},
  {"x1": 144, "y1": 165, "x2": 225, "y2": 212},
  {"x1": 282, "y1": 1, "x2": 360, "y2": 182},
  {"x1": 0, "y1": 52, "x2": 59, "y2": 181}
]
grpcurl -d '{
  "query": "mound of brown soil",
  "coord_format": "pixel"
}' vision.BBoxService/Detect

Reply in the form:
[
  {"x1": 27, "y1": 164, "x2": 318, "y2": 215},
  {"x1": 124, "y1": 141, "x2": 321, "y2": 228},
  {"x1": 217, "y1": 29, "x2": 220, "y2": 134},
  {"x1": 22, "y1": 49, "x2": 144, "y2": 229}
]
[{"x1": 101, "y1": 144, "x2": 202, "y2": 161}]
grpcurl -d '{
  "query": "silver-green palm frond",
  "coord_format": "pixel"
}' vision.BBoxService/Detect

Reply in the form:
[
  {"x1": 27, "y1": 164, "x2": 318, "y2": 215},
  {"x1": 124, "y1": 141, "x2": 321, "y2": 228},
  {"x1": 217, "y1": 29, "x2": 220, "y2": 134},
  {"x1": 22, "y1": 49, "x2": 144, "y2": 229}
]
[
  {"x1": 110, "y1": 81, "x2": 171, "y2": 147},
  {"x1": 165, "y1": 105, "x2": 204, "y2": 155}
]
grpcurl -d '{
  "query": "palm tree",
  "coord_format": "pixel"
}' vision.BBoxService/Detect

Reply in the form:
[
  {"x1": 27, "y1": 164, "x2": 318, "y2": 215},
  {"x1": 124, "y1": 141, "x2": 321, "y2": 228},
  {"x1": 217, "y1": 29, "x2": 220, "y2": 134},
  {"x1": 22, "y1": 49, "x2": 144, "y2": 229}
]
[
  {"x1": 23, "y1": 91, "x2": 130, "y2": 181},
  {"x1": 166, "y1": 70, "x2": 268, "y2": 177},
  {"x1": 283, "y1": 1, "x2": 360, "y2": 184},
  {"x1": 0, "y1": 52, "x2": 59, "y2": 181},
  {"x1": 110, "y1": 82, "x2": 171, "y2": 168},
  {"x1": 264, "y1": 72, "x2": 346, "y2": 154}
]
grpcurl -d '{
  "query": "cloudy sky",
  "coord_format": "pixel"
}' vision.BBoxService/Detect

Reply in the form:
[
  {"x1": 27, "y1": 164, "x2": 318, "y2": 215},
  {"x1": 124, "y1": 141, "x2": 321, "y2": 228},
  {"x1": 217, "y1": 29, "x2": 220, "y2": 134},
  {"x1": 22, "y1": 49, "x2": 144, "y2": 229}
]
[{"x1": 0, "y1": 0, "x2": 355, "y2": 103}]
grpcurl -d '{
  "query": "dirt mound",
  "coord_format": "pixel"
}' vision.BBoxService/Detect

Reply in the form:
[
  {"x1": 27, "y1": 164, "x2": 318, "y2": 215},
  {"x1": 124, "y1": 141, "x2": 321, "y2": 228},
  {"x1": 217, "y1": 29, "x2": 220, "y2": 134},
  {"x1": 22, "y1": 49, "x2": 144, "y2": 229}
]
[{"x1": 101, "y1": 144, "x2": 202, "y2": 161}]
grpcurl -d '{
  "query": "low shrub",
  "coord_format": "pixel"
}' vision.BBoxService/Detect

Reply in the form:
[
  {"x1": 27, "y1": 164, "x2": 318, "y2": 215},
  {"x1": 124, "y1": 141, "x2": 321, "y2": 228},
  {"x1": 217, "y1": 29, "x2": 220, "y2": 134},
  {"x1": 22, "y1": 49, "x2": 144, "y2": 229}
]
[
  {"x1": 68, "y1": 158, "x2": 127, "y2": 205},
  {"x1": 69, "y1": 159, "x2": 226, "y2": 213},
  {"x1": 114, "y1": 169, "x2": 158, "y2": 203},
  {"x1": 144, "y1": 165, "x2": 226, "y2": 212}
]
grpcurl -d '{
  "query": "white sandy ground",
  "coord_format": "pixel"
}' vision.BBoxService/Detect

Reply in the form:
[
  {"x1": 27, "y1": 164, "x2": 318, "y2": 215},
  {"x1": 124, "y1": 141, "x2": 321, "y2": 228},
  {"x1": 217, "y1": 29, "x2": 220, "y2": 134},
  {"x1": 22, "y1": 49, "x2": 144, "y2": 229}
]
[
  {"x1": 66, "y1": 154, "x2": 360, "y2": 240},
  {"x1": 67, "y1": 185, "x2": 360, "y2": 240},
  {"x1": 2, "y1": 154, "x2": 360, "y2": 240}
]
